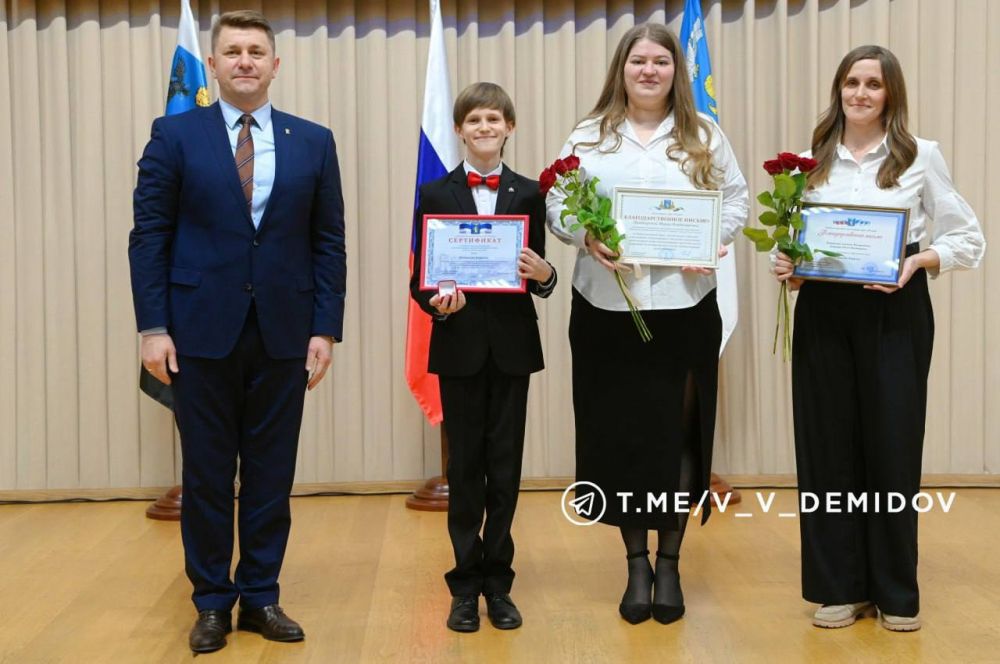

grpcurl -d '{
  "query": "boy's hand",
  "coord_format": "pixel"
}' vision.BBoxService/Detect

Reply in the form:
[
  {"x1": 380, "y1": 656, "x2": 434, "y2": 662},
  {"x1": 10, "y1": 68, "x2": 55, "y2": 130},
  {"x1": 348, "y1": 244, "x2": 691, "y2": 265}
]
[
  {"x1": 429, "y1": 290, "x2": 467, "y2": 315},
  {"x1": 518, "y1": 247, "x2": 553, "y2": 282}
]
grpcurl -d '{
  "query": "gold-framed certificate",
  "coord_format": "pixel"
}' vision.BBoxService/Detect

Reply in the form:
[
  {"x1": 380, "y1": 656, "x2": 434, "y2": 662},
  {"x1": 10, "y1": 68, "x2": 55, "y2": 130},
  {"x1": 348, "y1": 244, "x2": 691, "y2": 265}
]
[
  {"x1": 612, "y1": 187, "x2": 723, "y2": 268},
  {"x1": 794, "y1": 203, "x2": 910, "y2": 285}
]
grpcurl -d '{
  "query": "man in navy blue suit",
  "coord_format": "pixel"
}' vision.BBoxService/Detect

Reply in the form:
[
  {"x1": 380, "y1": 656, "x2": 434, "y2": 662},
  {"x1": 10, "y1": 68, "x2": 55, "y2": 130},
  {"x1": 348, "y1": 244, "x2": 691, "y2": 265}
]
[{"x1": 128, "y1": 10, "x2": 346, "y2": 653}]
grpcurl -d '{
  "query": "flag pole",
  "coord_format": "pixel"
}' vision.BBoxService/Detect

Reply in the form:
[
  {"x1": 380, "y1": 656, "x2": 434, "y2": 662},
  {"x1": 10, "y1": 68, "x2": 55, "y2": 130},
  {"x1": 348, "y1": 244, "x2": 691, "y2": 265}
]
[{"x1": 404, "y1": 0, "x2": 460, "y2": 511}]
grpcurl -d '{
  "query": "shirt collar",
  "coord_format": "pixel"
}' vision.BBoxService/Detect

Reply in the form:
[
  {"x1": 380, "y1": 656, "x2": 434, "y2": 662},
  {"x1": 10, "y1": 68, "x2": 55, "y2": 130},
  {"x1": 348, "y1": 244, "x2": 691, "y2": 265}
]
[
  {"x1": 836, "y1": 133, "x2": 889, "y2": 161},
  {"x1": 622, "y1": 111, "x2": 674, "y2": 145},
  {"x1": 462, "y1": 160, "x2": 504, "y2": 178},
  {"x1": 219, "y1": 97, "x2": 272, "y2": 131}
]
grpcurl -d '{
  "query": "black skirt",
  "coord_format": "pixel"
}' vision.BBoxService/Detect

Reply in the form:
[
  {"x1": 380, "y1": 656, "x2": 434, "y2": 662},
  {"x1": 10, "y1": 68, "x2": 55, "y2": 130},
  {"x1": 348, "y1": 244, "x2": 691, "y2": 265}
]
[{"x1": 569, "y1": 287, "x2": 721, "y2": 528}]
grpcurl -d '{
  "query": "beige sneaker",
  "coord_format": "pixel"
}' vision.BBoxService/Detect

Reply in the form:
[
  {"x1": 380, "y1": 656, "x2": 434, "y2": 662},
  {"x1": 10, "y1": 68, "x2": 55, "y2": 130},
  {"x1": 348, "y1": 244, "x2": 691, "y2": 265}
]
[
  {"x1": 879, "y1": 611, "x2": 921, "y2": 632},
  {"x1": 812, "y1": 602, "x2": 875, "y2": 628}
]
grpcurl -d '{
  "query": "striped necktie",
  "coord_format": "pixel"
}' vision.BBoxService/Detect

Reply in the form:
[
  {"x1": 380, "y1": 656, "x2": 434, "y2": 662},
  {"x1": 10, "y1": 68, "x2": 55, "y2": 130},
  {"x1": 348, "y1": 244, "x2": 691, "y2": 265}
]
[{"x1": 236, "y1": 113, "x2": 254, "y2": 210}]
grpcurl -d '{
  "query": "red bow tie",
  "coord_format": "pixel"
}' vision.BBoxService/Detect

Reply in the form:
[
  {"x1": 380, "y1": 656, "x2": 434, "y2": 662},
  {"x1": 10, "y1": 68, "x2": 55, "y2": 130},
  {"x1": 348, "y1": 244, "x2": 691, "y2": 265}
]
[{"x1": 467, "y1": 172, "x2": 501, "y2": 190}]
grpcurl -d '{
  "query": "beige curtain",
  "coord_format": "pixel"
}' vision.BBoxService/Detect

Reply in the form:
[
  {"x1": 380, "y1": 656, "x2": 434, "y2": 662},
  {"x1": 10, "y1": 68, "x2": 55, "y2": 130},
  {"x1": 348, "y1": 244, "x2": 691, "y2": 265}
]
[{"x1": 0, "y1": 0, "x2": 996, "y2": 491}]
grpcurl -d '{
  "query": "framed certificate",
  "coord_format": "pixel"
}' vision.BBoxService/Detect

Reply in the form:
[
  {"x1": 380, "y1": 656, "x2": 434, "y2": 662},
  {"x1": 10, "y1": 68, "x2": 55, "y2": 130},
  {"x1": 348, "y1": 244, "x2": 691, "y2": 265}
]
[
  {"x1": 419, "y1": 214, "x2": 529, "y2": 293},
  {"x1": 613, "y1": 187, "x2": 723, "y2": 268},
  {"x1": 794, "y1": 203, "x2": 910, "y2": 285}
]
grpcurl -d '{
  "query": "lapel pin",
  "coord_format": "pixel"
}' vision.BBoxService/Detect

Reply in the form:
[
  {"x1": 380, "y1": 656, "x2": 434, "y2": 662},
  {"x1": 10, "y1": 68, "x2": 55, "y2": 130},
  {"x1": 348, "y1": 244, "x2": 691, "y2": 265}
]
[
  {"x1": 508, "y1": 187, "x2": 515, "y2": 193},
  {"x1": 285, "y1": 128, "x2": 291, "y2": 135}
]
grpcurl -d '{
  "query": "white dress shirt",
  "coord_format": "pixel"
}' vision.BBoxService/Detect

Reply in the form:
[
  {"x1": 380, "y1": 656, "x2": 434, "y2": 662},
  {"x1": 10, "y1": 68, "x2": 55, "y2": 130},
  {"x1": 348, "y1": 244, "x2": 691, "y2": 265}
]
[
  {"x1": 462, "y1": 160, "x2": 503, "y2": 215},
  {"x1": 546, "y1": 113, "x2": 748, "y2": 311},
  {"x1": 802, "y1": 137, "x2": 985, "y2": 276}
]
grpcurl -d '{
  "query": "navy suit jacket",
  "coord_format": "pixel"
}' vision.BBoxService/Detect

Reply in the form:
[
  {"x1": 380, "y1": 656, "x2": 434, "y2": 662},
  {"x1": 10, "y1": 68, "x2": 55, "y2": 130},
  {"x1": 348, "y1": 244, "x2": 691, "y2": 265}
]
[
  {"x1": 409, "y1": 165, "x2": 554, "y2": 377},
  {"x1": 129, "y1": 102, "x2": 346, "y2": 359}
]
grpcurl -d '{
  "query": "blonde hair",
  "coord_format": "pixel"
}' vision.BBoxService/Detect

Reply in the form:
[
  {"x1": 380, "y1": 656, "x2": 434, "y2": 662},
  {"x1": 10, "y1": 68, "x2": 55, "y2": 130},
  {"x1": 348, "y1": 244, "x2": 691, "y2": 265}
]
[{"x1": 574, "y1": 23, "x2": 719, "y2": 190}]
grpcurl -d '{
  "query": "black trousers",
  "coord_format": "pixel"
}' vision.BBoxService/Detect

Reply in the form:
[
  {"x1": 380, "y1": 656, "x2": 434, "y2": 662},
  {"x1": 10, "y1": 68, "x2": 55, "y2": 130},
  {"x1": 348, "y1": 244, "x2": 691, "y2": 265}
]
[
  {"x1": 439, "y1": 356, "x2": 529, "y2": 597},
  {"x1": 171, "y1": 305, "x2": 307, "y2": 611},
  {"x1": 792, "y1": 254, "x2": 933, "y2": 617}
]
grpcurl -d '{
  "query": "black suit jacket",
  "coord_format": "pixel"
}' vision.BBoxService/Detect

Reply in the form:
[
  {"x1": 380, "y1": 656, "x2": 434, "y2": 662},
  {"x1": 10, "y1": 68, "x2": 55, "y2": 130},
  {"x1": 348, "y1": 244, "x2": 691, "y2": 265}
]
[{"x1": 409, "y1": 165, "x2": 555, "y2": 377}]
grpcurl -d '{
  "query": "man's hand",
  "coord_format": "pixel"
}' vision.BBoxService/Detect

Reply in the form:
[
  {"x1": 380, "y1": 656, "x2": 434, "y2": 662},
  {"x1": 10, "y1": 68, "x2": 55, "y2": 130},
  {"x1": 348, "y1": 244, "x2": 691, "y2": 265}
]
[
  {"x1": 306, "y1": 336, "x2": 335, "y2": 390},
  {"x1": 518, "y1": 247, "x2": 553, "y2": 282},
  {"x1": 141, "y1": 333, "x2": 179, "y2": 384},
  {"x1": 429, "y1": 290, "x2": 467, "y2": 315}
]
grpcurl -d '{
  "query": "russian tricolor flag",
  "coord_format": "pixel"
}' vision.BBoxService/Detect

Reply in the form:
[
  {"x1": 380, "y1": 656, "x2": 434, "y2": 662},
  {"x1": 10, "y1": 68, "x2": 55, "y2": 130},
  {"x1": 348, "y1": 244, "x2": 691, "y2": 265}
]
[{"x1": 405, "y1": 0, "x2": 459, "y2": 425}]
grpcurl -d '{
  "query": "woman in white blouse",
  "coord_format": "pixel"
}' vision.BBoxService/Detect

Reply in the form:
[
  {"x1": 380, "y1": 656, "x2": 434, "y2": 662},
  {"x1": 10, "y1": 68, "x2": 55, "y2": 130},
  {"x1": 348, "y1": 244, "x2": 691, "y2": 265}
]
[
  {"x1": 546, "y1": 23, "x2": 748, "y2": 626},
  {"x1": 775, "y1": 45, "x2": 985, "y2": 632}
]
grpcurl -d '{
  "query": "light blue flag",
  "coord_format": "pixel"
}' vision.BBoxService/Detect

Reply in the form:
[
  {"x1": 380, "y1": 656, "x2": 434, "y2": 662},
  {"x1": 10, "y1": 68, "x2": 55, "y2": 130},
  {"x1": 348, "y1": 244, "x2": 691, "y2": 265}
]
[
  {"x1": 681, "y1": 0, "x2": 737, "y2": 353},
  {"x1": 165, "y1": 0, "x2": 209, "y2": 115},
  {"x1": 141, "y1": 0, "x2": 210, "y2": 409},
  {"x1": 680, "y1": 0, "x2": 718, "y2": 122}
]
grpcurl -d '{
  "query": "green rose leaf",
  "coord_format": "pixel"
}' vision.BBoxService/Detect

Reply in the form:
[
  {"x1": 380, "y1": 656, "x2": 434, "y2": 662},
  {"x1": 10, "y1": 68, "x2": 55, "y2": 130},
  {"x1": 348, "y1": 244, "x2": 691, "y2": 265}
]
[
  {"x1": 774, "y1": 173, "x2": 796, "y2": 199},
  {"x1": 759, "y1": 210, "x2": 779, "y2": 226},
  {"x1": 754, "y1": 237, "x2": 776, "y2": 252}
]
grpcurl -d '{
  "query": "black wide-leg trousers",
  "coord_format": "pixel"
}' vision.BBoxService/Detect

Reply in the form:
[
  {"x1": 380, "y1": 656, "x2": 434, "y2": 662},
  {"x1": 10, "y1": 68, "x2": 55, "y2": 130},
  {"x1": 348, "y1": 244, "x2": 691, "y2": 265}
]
[
  {"x1": 792, "y1": 256, "x2": 933, "y2": 617},
  {"x1": 439, "y1": 356, "x2": 529, "y2": 597}
]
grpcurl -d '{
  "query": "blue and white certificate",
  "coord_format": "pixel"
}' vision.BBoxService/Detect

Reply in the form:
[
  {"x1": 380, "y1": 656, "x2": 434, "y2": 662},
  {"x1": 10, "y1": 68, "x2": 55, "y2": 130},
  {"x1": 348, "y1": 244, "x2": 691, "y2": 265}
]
[
  {"x1": 794, "y1": 204, "x2": 910, "y2": 285},
  {"x1": 613, "y1": 187, "x2": 723, "y2": 268},
  {"x1": 419, "y1": 215, "x2": 528, "y2": 293}
]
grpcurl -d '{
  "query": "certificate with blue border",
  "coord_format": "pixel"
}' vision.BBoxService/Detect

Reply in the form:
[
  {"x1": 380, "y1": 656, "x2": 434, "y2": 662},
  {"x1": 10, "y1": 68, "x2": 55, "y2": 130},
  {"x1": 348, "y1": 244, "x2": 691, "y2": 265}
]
[
  {"x1": 419, "y1": 215, "x2": 528, "y2": 293},
  {"x1": 794, "y1": 203, "x2": 910, "y2": 285}
]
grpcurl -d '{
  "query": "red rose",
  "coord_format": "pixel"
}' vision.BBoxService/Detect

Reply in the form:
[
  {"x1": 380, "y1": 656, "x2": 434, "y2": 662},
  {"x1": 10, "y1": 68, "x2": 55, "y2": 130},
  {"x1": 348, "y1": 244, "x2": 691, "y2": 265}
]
[
  {"x1": 563, "y1": 154, "x2": 581, "y2": 171},
  {"x1": 539, "y1": 167, "x2": 557, "y2": 194},
  {"x1": 552, "y1": 158, "x2": 569, "y2": 175},
  {"x1": 797, "y1": 157, "x2": 818, "y2": 173},
  {"x1": 763, "y1": 159, "x2": 784, "y2": 176},
  {"x1": 778, "y1": 152, "x2": 800, "y2": 171}
]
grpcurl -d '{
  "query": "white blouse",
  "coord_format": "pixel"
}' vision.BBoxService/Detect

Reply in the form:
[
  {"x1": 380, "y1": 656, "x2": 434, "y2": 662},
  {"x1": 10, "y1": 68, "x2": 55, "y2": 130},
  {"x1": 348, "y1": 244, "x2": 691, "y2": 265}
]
[
  {"x1": 546, "y1": 113, "x2": 748, "y2": 311},
  {"x1": 802, "y1": 137, "x2": 985, "y2": 276}
]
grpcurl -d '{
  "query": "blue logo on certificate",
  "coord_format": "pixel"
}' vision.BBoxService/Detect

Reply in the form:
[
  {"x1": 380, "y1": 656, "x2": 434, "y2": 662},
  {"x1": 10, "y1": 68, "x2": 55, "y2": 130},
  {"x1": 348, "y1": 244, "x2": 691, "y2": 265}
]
[
  {"x1": 458, "y1": 222, "x2": 493, "y2": 235},
  {"x1": 654, "y1": 199, "x2": 684, "y2": 212}
]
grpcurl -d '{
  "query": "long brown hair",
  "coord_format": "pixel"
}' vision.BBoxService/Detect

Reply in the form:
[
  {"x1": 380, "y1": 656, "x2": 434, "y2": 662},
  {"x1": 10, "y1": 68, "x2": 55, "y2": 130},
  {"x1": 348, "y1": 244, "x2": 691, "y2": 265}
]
[
  {"x1": 808, "y1": 45, "x2": 916, "y2": 189},
  {"x1": 574, "y1": 23, "x2": 719, "y2": 190}
]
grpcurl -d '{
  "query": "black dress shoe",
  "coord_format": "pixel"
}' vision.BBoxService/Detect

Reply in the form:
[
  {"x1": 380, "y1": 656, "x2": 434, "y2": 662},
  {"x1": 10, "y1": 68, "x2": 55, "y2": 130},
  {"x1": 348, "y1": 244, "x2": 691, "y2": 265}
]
[
  {"x1": 446, "y1": 596, "x2": 480, "y2": 633},
  {"x1": 619, "y1": 549, "x2": 653, "y2": 625},
  {"x1": 485, "y1": 594, "x2": 522, "y2": 630},
  {"x1": 189, "y1": 609, "x2": 232, "y2": 653},
  {"x1": 652, "y1": 551, "x2": 685, "y2": 625},
  {"x1": 237, "y1": 604, "x2": 305, "y2": 642}
]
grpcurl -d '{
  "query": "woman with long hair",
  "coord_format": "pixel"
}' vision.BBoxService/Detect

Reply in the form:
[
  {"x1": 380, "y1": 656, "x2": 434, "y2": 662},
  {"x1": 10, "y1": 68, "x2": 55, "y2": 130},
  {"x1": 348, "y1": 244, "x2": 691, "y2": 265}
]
[
  {"x1": 546, "y1": 23, "x2": 748, "y2": 625},
  {"x1": 774, "y1": 45, "x2": 985, "y2": 632}
]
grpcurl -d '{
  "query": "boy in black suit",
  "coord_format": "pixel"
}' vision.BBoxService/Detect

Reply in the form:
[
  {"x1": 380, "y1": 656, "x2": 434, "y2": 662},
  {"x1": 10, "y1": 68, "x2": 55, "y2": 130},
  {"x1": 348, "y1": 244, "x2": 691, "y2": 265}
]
[{"x1": 409, "y1": 83, "x2": 556, "y2": 633}]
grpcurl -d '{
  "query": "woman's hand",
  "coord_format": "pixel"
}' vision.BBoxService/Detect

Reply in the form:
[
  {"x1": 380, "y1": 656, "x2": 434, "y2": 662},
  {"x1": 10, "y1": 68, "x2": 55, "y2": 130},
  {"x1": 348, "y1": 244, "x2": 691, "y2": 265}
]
[
  {"x1": 585, "y1": 232, "x2": 620, "y2": 272},
  {"x1": 429, "y1": 290, "x2": 467, "y2": 315},
  {"x1": 518, "y1": 247, "x2": 553, "y2": 282},
  {"x1": 863, "y1": 251, "x2": 937, "y2": 294},
  {"x1": 681, "y1": 244, "x2": 729, "y2": 275},
  {"x1": 773, "y1": 251, "x2": 804, "y2": 291}
]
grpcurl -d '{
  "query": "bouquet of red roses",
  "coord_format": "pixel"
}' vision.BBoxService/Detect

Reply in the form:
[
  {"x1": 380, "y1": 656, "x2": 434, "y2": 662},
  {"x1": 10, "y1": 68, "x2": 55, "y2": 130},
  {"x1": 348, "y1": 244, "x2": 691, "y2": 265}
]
[
  {"x1": 742, "y1": 152, "x2": 838, "y2": 360},
  {"x1": 541, "y1": 155, "x2": 652, "y2": 342}
]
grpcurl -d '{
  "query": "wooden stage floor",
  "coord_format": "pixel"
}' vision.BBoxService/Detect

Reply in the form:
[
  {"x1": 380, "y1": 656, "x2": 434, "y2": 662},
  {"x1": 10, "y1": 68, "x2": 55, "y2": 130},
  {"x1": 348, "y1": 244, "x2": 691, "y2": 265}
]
[{"x1": 1, "y1": 489, "x2": 998, "y2": 663}]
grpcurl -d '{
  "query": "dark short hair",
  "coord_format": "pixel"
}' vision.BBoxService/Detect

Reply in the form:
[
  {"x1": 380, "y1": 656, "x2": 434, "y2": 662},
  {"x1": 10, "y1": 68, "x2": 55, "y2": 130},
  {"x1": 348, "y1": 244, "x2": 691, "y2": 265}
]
[
  {"x1": 453, "y1": 82, "x2": 516, "y2": 127},
  {"x1": 211, "y1": 10, "x2": 275, "y2": 53}
]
